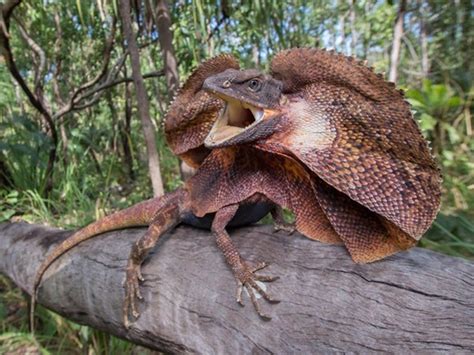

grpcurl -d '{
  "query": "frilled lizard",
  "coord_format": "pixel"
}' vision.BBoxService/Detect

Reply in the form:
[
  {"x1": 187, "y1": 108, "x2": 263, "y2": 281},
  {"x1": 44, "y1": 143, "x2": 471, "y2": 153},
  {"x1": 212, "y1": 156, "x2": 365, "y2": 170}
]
[{"x1": 31, "y1": 48, "x2": 441, "y2": 329}]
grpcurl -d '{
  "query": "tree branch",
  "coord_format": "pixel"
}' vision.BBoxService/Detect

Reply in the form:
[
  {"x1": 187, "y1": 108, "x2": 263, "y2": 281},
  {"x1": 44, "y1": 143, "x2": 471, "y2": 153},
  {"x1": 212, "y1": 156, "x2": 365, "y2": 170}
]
[
  {"x1": 119, "y1": 0, "x2": 164, "y2": 196},
  {"x1": 72, "y1": 70, "x2": 164, "y2": 111},
  {"x1": 1, "y1": 222, "x2": 473, "y2": 353},
  {"x1": 52, "y1": 26, "x2": 160, "y2": 121},
  {"x1": 53, "y1": 16, "x2": 117, "y2": 120},
  {"x1": 0, "y1": 0, "x2": 20, "y2": 34},
  {"x1": 13, "y1": 15, "x2": 47, "y2": 96}
]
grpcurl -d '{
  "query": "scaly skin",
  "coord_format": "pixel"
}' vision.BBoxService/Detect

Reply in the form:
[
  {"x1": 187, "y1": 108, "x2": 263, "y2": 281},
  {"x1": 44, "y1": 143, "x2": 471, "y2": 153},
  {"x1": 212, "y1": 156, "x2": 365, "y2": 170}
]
[
  {"x1": 202, "y1": 48, "x2": 441, "y2": 263},
  {"x1": 32, "y1": 49, "x2": 442, "y2": 329}
]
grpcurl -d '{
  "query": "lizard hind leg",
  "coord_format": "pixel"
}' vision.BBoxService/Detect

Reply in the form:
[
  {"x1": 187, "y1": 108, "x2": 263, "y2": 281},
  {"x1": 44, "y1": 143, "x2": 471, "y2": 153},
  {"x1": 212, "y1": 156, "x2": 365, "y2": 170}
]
[
  {"x1": 212, "y1": 204, "x2": 280, "y2": 320},
  {"x1": 122, "y1": 192, "x2": 187, "y2": 328},
  {"x1": 271, "y1": 205, "x2": 295, "y2": 234},
  {"x1": 30, "y1": 189, "x2": 188, "y2": 333}
]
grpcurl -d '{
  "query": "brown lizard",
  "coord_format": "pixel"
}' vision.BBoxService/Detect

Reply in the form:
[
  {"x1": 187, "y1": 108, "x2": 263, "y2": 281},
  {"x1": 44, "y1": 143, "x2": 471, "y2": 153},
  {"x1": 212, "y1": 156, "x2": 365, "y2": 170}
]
[
  {"x1": 31, "y1": 54, "x2": 291, "y2": 328},
  {"x1": 31, "y1": 49, "x2": 441, "y2": 329},
  {"x1": 202, "y1": 48, "x2": 441, "y2": 262}
]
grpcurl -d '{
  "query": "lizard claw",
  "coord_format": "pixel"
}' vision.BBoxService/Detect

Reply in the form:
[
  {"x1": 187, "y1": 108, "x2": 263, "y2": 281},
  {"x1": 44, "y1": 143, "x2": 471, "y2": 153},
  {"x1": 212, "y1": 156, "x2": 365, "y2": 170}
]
[
  {"x1": 123, "y1": 262, "x2": 145, "y2": 328},
  {"x1": 273, "y1": 221, "x2": 296, "y2": 234},
  {"x1": 234, "y1": 260, "x2": 280, "y2": 320},
  {"x1": 271, "y1": 206, "x2": 296, "y2": 235}
]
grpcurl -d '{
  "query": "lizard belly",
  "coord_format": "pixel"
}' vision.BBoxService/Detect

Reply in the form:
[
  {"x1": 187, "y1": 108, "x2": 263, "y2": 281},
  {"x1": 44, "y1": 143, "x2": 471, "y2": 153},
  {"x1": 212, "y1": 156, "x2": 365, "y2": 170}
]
[{"x1": 181, "y1": 201, "x2": 273, "y2": 230}]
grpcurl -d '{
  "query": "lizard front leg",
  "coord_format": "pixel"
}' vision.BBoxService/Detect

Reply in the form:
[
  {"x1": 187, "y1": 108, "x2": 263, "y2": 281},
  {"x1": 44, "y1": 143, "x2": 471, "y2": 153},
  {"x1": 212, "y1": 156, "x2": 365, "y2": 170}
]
[
  {"x1": 212, "y1": 204, "x2": 280, "y2": 320},
  {"x1": 123, "y1": 189, "x2": 189, "y2": 328}
]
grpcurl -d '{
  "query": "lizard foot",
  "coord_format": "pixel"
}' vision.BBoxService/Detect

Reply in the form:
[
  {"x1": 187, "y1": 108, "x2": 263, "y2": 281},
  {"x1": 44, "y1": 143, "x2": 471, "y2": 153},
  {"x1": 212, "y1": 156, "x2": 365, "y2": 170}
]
[
  {"x1": 234, "y1": 261, "x2": 280, "y2": 320},
  {"x1": 122, "y1": 262, "x2": 144, "y2": 328},
  {"x1": 271, "y1": 206, "x2": 295, "y2": 234},
  {"x1": 273, "y1": 221, "x2": 296, "y2": 234}
]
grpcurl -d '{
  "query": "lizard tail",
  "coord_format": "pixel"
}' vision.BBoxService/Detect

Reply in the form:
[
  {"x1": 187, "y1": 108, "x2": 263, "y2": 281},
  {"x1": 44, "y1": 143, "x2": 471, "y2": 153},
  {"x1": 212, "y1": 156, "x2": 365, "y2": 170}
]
[{"x1": 30, "y1": 188, "x2": 188, "y2": 332}]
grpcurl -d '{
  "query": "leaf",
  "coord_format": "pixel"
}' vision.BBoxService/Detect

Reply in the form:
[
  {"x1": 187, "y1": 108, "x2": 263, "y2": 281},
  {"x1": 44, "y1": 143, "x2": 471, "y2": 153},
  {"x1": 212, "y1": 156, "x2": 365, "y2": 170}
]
[
  {"x1": 432, "y1": 84, "x2": 448, "y2": 103},
  {"x1": 422, "y1": 79, "x2": 432, "y2": 94},
  {"x1": 442, "y1": 150, "x2": 454, "y2": 161},
  {"x1": 447, "y1": 96, "x2": 462, "y2": 108},
  {"x1": 0, "y1": 209, "x2": 15, "y2": 222},
  {"x1": 419, "y1": 113, "x2": 437, "y2": 131},
  {"x1": 6, "y1": 190, "x2": 19, "y2": 204},
  {"x1": 406, "y1": 89, "x2": 425, "y2": 105},
  {"x1": 406, "y1": 98, "x2": 425, "y2": 109},
  {"x1": 444, "y1": 123, "x2": 461, "y2": 143}
]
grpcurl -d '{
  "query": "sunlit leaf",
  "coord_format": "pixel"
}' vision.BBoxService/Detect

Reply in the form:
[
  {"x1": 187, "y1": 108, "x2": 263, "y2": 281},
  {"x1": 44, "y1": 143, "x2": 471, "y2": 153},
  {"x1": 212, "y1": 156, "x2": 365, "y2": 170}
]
[
  {"x1": 444, "y1": 123, "x2": 461, "y2": 143},
  {"x1": 419, "y1": 113, "x2": 437, "y2": 131}
]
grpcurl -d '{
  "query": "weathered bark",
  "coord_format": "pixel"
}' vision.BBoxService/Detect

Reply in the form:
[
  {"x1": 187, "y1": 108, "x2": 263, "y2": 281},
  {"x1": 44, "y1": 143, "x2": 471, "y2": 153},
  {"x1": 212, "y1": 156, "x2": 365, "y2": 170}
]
[
  {"x1": 1, "y1": 222, "x2": 473, "y2": 353},
  {"x1": 389, "y1": 0, "x2": 406, "y2": 83},
  {"x1": 119, "y1": 0, "x2": 164, "y2": 197},
  {"x1": 152, "y1": 0, "x2": 179, "y2": 102}
]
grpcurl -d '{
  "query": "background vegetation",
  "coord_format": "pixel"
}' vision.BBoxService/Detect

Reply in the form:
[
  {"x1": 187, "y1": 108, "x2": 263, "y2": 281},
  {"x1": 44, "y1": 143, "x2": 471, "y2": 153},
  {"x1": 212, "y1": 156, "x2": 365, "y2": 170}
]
[{"x1": 0, "y1": 0, "x2": 472, "y2": 353}]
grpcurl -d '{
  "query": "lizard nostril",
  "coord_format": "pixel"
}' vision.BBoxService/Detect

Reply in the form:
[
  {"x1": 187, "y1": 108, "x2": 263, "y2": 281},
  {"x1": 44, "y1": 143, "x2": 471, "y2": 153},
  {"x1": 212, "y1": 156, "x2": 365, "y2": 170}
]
[{"x1": 222, "y1": 80, "x2": 231, "y2": 88}]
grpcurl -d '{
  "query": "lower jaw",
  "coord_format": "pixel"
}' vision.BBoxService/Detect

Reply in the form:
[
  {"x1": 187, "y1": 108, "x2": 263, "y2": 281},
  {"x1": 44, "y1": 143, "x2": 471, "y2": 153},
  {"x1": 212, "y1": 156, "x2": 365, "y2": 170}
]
[
  {"x1": 204, "y1": 103, "x2": 267, "y2": 147},
  {"x1": 208, "y1": 126, "x2": 244, "y2": 143}
]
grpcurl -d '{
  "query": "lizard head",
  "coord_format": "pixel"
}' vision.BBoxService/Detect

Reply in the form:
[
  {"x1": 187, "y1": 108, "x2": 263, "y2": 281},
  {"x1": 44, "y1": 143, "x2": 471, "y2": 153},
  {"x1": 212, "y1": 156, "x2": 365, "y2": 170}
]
[{"x1": 202, "y1": 68, "x2": 284, "y2": 147}]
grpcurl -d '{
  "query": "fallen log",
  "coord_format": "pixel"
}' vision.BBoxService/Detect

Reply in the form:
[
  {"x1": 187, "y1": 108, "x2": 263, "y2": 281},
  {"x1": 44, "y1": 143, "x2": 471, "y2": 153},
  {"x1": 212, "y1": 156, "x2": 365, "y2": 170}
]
[{"x1": 0, "y1": 222, "x2": 473, "y2": 353}]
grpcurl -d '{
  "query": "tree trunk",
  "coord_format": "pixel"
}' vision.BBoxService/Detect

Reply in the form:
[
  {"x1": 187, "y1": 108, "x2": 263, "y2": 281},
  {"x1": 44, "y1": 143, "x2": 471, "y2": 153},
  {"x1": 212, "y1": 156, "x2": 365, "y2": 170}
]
[
  {"x1": 154, "y1": 0, "x2": 179, "y2": 102},
  {"x1": 1, "y1": 222, "x2": 473, "y2": 353},
  {"x1": 418, "y1": 0, "x2": 429, "y2": 78},
  {"x1": 122, "y1": 82, "x2": 135, "y2": 181},
  {"x1": 118, "y1": 0, "x2": 164, "y2": 197},
  {"x1": 152, "y1": 0, "x2": 195, "y2": 181},
  {"x1": 389, "y1": 0, "x2": 407, "y2": 83}
]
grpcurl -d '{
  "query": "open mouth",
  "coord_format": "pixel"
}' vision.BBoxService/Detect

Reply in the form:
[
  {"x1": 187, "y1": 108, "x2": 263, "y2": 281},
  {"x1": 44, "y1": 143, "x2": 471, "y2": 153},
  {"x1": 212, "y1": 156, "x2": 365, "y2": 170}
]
[{"x1": 204, "y1": 99, "x2": 264, "y2": 146}]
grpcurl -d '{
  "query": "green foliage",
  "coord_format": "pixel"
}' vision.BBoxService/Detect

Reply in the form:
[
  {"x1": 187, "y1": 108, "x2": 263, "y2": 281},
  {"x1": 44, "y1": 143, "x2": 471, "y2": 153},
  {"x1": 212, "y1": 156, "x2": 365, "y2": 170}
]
[
  {"x1": 421, "y1": 213, "x2": 474, "y2": 258},
  {"x1": 0, "y1": 191, "x2": 18, "y2": 222},
  {"x1": 405, "y1": 79, "x2": 474, "y2": 256},
  {"x1": 406, "y1": 80, "x2": 473, "y2": 216},
  {"x1": 0, "y1": 115, "x2": 52, "y2": 193},
  {"x1": 407, "y1": 80, "x2": 463, "y2": 131}
]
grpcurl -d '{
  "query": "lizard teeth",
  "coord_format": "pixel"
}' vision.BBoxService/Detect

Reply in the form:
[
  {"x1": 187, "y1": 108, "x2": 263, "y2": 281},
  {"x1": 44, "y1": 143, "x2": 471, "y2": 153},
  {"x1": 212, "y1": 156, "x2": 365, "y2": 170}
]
[
  {"x1": 240, "y1": 102, "x2": 264, "y2": 122},
  {"x1": 250, "y1": 107, "x2": 264, "y2": 122}
]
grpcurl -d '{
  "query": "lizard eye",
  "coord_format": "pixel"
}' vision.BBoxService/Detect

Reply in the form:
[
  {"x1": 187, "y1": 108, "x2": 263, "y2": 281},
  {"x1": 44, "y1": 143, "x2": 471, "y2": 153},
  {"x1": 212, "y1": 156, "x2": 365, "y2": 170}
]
[{"x1": 248, "y1": 79, "x2": 261, "y2": 92}]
